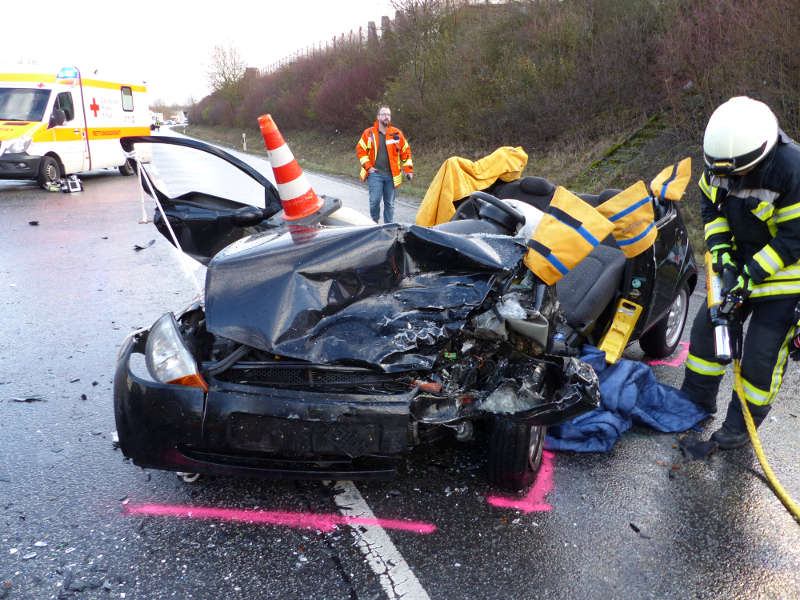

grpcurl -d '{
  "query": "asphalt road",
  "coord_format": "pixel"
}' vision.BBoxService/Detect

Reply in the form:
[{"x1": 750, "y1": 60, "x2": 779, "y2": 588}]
[{"x1": 1, "y1": 137, "x2": 799, "y2": 600}]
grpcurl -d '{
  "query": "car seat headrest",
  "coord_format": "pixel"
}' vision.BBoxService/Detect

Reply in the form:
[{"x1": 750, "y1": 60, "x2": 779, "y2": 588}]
[
  {"x1": 519, "y1": 176, "x2": 556, "y2": 197},
  {"x1": 598, "y1": 189, "x2": 623, "y2": 203}
]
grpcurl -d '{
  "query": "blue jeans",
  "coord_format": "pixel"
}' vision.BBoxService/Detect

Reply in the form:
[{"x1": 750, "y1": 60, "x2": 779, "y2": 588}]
[{"x1": 368, "y1": 171, "x2": 396, "y2": 223}]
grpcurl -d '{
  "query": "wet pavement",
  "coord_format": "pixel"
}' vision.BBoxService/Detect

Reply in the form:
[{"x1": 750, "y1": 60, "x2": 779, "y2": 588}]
[{"x1": 0, "y1": 135, "x2": 798, "y2": 599}]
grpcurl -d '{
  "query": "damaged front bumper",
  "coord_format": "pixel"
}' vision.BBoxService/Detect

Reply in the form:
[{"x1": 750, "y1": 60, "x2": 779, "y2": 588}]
[
  {"x1": 114, "y1": 330, "x2": 413, "y2": 480},
  {"x1": 114, "y1": 329, "x2": 600, "y2": 480}
]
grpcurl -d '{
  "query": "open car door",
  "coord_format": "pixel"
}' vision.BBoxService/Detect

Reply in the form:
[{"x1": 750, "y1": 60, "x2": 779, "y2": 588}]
[{"x1": 121, "y1": 135, "x2": 284, "y2": 265}]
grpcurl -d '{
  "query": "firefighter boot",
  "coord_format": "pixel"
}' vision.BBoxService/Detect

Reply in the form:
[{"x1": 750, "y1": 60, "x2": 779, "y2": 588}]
[
  {"x1": 680, "y1": 368, "x2": 718, "y2": 414},
  {"x1": 711, "y1": 394, "x2": 771, "y2": 449}
]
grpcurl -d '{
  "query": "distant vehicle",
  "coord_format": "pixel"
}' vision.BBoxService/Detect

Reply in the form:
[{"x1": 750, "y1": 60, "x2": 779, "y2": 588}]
[
  {"x1": 166, "y1": 119, "x2": 175, "y2": 125},
  {"x1": 0, "y1": 66, "x2": 152, "y2": 188}
]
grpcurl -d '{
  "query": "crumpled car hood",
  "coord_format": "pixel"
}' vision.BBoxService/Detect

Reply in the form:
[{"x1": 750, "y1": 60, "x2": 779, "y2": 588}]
[{"x1": 204, "y1": 223, "x2": 527, "y2": 372}]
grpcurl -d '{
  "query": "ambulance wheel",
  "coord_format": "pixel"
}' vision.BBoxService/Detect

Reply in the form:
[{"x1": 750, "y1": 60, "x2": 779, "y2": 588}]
[
  {"x1": 119, "y1": 158, "x2": 137, "y2": 176},
  {"x1": 487, "y1": 417, "x2": 546, "y2": 492},
  {"x1": 37, "y1": 156, "x2": 61, "y2": 188},
  {"x1": 639, "y1": 282, "x2": 690, "y2": 358}
]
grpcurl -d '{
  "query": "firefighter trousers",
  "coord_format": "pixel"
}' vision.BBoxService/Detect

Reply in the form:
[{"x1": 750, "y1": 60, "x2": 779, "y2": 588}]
[{"x1": 680, "y1": 295, "x2": 798, "y2": 429}]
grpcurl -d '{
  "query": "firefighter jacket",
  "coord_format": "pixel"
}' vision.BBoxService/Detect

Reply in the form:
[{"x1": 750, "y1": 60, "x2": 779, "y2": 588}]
[
  {"x1": 700, "y1": 130, "x2": 800, "y2": 300},
  {"x1": 357, "y1": 122, "x2": 413, "y2": 188}
]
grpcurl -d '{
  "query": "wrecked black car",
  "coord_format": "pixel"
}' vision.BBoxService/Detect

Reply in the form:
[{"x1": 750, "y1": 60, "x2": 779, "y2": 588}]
[{"x1": 113, "y1": 136, "x2": 696, "y2": 491}]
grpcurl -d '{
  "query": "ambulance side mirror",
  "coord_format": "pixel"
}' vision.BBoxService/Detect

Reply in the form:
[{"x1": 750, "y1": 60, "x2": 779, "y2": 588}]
[{"x1": 48, "y1": 109, "x2": 67, "y2": 129}]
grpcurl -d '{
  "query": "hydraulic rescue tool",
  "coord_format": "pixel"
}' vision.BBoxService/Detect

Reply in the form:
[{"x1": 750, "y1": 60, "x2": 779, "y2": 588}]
[{"x1": 704, "y1": 251, "x2": 746, "y2": 361}]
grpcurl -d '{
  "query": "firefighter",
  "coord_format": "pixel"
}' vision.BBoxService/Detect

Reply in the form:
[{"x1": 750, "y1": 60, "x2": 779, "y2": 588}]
[
  {"x1": 356, "y1": 106, "x2": 413, "y2": 223},
  {"x1": 681, "y1": 96, "x2": 800, "y2": 449}
]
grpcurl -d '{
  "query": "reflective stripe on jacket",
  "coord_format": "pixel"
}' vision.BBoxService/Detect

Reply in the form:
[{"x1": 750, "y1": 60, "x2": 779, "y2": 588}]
[
  {"x1": 699, "y1": 131, "x2": 800, "y2": 300},
  {"x1": 357, "y1": 122, "x2": 413, "y2": 188}
]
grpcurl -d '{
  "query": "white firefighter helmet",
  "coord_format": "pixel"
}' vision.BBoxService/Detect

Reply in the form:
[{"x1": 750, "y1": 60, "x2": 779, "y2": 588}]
[{"x1": 703, "y1": 96, "x2": 778, "y2": 175}]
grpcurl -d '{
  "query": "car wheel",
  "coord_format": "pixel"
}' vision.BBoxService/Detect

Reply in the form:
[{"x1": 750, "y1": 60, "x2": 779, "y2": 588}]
[
  {"x1": 119, "y1": 158, "x2": 137, "y2": 176},
  {"x1": 639, "y1": 282, "x2": 690, "y2": 358},
  {"x1": 487, "y1": 417, "x2": 546, "y2": 492},
  {"x1": 37, "y1": 156, "x2": 61, "y2": 188}
]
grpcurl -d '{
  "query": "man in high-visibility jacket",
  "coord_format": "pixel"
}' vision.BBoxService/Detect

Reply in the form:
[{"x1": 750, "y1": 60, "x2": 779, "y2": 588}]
[
  {"x1": 681, "y1": 97, "x2": 800, "y2": 448},
  {"x1": 356, "y1": 106, "x2": 413, "y2": 223}
]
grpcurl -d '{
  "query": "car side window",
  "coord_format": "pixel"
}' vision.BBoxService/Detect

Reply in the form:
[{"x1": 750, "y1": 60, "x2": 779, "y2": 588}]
[
  {"x1": 121, "y1": 86, "x2": 133, "y2": 112},
  {"x1": 54, "y1": 92, "x2": 75, "y2": 122}
]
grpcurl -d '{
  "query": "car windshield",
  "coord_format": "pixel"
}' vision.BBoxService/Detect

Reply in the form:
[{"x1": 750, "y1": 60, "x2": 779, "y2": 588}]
[{"x1": 0, "y1": 88, "x2": 51, "y2": 121}]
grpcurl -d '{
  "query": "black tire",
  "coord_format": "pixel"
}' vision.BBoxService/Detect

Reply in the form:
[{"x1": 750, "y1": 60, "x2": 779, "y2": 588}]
[
  {"x1": 639, "y1": 282, "x2": 690, "y2": 358},
  {"x1": 487, "y1": 417, "x2": 546, "y2": 492},
  {"x1": 119, "y1": 158, "x2": 137, "y2": 176},
  {"x1": 37, "y1": 155, "x2": 61, "y2": 188}
]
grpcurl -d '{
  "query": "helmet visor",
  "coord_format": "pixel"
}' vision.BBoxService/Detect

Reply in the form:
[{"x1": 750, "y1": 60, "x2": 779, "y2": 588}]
[{"x1": 704, "y1": 140, "x2": 768, "y2": 176}]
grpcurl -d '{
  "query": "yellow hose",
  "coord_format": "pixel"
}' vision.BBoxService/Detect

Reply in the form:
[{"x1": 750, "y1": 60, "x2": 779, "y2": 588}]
[{"x1": 734, "y1": 360, "x2": 800, "y2": 521}]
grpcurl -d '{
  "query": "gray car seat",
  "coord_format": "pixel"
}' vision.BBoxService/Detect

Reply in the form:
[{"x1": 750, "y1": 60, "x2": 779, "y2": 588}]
[{"x1": 556, "y1": 244, "x2": 626, "y2": 334}]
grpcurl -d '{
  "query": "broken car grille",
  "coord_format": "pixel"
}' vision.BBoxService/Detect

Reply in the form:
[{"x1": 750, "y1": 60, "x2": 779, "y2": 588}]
[{"x1": 212, "y1": 361, "x2": 410, "y2": 393}]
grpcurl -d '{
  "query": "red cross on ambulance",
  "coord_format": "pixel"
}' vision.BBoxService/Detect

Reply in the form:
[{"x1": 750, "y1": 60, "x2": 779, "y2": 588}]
[{"x1": 90, "y1": 98, "x2": 100, "y2": 117}]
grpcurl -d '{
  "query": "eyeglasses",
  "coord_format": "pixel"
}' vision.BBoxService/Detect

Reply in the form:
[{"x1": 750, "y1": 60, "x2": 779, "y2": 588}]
[{"x1": 378, "y1": 112, "x2": 391, "y2": 117}]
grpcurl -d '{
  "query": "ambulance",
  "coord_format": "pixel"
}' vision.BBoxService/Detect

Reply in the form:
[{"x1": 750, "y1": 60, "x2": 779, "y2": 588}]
[{"x1": 0, "y1": 66, "x2": 152, "y2": 188}]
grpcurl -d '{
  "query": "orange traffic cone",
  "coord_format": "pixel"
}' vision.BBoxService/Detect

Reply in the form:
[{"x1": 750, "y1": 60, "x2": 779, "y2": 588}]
[{"x1": 258, "y1": 114, "x2": 324, "y2": 220}]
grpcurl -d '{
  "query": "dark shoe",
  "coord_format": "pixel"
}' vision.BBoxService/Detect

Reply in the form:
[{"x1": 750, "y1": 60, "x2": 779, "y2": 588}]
[{"x1": 710, "y1": 425, "x2": 750, "y2": 449}]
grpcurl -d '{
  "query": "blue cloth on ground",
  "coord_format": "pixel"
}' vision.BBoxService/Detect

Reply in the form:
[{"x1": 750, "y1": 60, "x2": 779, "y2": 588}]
[{"x1": 544, "y1": 345, "x2": 707, "y2": 452}]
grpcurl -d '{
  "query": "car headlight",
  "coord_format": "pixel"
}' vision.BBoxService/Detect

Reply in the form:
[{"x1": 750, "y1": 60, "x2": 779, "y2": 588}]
[
  {"x1": 1, "y1": 136, "x2": 32, "y2": 155},
  {"x1": 145, "y1": 312, "x2": 207, "y2": 390}
]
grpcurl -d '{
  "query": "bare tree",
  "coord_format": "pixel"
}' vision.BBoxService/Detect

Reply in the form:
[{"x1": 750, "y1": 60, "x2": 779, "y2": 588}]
[{"x1": 207, "y1": 44, "x2": 247, "y2": 110}]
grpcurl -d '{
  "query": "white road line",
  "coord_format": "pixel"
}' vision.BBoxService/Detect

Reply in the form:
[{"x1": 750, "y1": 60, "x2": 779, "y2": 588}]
[{"x1": 333, "y1": 480, "x2": 431, "y2": 600}]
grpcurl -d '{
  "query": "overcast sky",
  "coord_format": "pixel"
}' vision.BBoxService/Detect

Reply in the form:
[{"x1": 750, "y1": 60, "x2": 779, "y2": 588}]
[{"x1": 6, "y1": 0, "x2": 398, "y2": 105}]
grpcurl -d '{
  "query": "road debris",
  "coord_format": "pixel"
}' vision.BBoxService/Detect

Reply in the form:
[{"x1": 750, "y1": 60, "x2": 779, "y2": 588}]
[
  {"x1": 629, "y1": 522, "x2": 651, "y2": 539},
  {"x1": 133, "y1": 239, "x2": 155, "y2": 251}
]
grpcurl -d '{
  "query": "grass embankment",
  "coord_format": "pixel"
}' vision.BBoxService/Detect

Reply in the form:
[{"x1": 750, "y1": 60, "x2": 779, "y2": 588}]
[{"x1": 184, "y1": 122, "x2": 705, "y2": 260}]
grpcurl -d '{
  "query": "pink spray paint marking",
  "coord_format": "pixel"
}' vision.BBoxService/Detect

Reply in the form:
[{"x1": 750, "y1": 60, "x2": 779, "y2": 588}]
[
  {"x1": 124, "y1": 503, "x2": 436, "y2": 534},
  {"x1": 646, "y1": 341, "x2": 689, "y2": 367},
  {"x1": 486, "y1": 450, "x2": 555, "y2": 513}
]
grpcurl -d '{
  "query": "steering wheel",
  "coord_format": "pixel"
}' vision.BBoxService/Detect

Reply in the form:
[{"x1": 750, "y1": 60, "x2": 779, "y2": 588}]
[{"x1": 453, "y1": 191, "x2": 526, "y2": 229}]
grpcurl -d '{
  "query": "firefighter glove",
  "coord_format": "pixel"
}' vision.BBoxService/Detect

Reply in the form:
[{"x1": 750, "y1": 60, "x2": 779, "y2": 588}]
[
  {"x1": 712, "y1": 248, "x2": 736, "y2": 274},
  {"x1": 722, "y1": 265, "x2": 753, "y2": 300}
]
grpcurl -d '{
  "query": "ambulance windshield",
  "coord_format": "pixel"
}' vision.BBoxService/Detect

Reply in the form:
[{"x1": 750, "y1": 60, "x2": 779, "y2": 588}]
[{"x1": 0, "y1": 88, "x2": 51, "y2": 122}]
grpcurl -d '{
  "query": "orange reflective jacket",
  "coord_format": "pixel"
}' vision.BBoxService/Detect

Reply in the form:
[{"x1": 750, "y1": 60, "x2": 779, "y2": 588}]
[{"x1": 357, "y1": 122, "x2": 413, "y2": 188}]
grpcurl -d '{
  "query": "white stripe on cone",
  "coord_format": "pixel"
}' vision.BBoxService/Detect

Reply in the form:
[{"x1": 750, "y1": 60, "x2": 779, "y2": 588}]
[
  {"x1": 267, "y1": 144, "x2": 294, "y2": 168},
  {"x1": 277, "y1": 179, "x2": 314, "y2": 203}
]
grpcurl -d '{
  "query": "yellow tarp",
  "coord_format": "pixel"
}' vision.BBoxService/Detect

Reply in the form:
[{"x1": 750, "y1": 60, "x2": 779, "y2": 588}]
[{"x1": 415, "y1": 146, "x2": 528, "y2": 227}]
